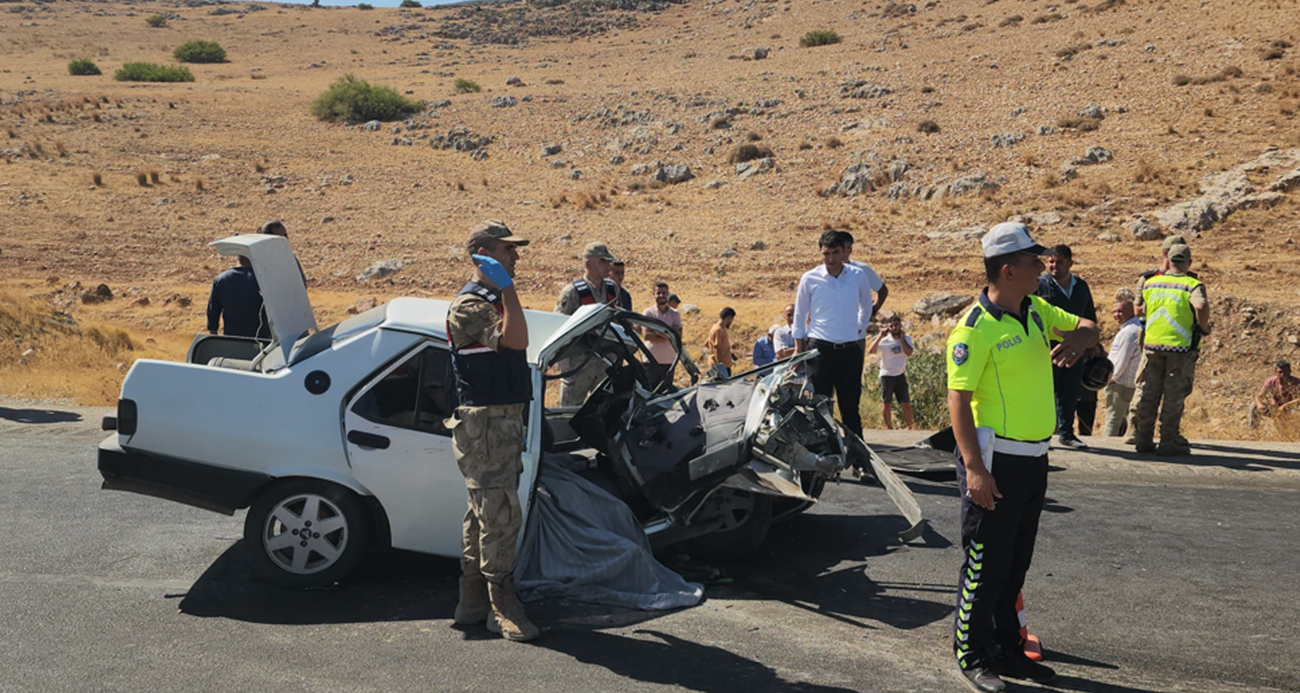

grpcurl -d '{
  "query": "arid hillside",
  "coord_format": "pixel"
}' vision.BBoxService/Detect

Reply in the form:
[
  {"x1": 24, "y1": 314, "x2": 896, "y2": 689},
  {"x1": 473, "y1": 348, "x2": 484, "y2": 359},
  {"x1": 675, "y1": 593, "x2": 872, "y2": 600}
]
[{"x1": 2, "y1": 0, "x2": 1300, "y2": 437}]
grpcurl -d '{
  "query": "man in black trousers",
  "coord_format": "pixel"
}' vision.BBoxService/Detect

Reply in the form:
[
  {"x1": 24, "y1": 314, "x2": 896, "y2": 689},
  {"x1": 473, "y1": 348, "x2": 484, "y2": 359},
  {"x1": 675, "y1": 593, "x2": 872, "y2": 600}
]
[
  {"x1": 1035, "y1": 244, "x2": 1098, "y2": 449},
  {"x1": 792, "y1": 230, "x2": 880, "y2": 441}
]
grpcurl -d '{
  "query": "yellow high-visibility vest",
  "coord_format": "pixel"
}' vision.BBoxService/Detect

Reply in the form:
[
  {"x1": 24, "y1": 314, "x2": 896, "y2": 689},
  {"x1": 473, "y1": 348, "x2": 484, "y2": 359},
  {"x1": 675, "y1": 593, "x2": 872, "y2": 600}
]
[{"x1": 1142, "y1": 274, "x2": 1202, "y2": 352}]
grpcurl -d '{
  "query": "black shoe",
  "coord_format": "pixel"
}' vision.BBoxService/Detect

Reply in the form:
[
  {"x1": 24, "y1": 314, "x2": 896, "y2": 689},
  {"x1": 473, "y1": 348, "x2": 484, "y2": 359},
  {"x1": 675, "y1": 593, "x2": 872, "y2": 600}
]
[
  {"x1": 958, "y1": 663, "x2": 1006, "y2": 693},
  {"x1": 993, "y1": 654, "x2": 1057, "y2": 684},
  {"x1": 1058, "y1": 434, "x2": 1088, "y2": 450}
]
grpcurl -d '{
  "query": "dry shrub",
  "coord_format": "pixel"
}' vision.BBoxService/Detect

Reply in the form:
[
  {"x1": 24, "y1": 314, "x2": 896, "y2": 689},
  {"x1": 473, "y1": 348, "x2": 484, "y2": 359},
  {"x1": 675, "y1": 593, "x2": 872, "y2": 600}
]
[
  {"x1": 254, "y1": 162, "x2": 265, "y2": 173},
  {"x1": 746, "y1": 131, "x2": 763, "y2": 142},
  {"x1": 148, "y1": 170, "x2": 161, "y2": 184},
  {"x1": 825, "y1": 136, "x2": 844, "y2": 149},
  {"x1": 728, "y1": 144, "x2": 774, "y2": 163},
  {"x1": 85, "y1": 326, "x2": 136, "y2": 355},
  {"x1": 1087, "y1": 0, "x2": 1125, "y2": 13},
  {"x1": 4, "y1": 128, "x2": 14, "y2": 139},
  {"x1": 917, "y1": 119, "x2": 940, "y2": 133},
  {"x1": 710, "y1": 117, "x2": 731, "y2": 130},
  {"x1": 482, "y1": 177, "x2": 489, "y2": 188},
  {"x1": 456, "y1": 180, "x2": 466, "y2": 191},
  {"x1": 1134, "y1": 157, "x2": 1160, "y2": 183},
  {"x1": 798, "y1": 141, "x2": 813, "y2": 150},
  {"x1": 549, "y1": 193, "x2": 568, "y2": 208},
  {"x1": 1041, "y1": 170, "x2": 1062, "y2": 189},
  {"x1": 194, "y1": 178, "x2": 205, "y2": 192},
  {"x1": 1030, "y1": 13, "x2": 1064, "y2": 24},
  {"x1": 574, "y1": 192, "x2": 599, "y2": 210},
  {"x1": 1056, "y1": 42, "x2": 1093, "y2": 59},
  {"x1": 32, "y1": 142, "x2": 45, "y2": 157},
  {"x1": 1256, "y1": 82, "x2": 1275, "y2": 94},
  {"x1": 1282, "y1": 101, "x2": 1298, "y2": 116},
  {"x1": 54, "y1": 140, "x2": 67, "y2": 156},
  {"x1": 136, "y1": 171, "x2": 149, "y2": 187},
  {"x1": 92, "y1": 171, "x2": 103, "y2": 187},
  {"x1": 544, "y1": 78, "x2": 565, "y2": 85},
  {"x1": 998, "y1": 14, "x2": 1022, "y2": 27},
  {"x1": 1176, "y1": 67, "x2": 1244, "y2": 86}
]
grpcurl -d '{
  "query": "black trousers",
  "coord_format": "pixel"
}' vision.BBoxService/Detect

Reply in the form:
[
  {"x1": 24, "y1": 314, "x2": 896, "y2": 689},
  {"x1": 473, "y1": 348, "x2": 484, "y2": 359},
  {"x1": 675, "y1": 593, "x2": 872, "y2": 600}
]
[
  {"x1": 954, "y1": 448, "x2": 1048, "y2": 668},
  {"x1": 1053, "y1": 359, "x2": 1087, "y2": 438},
  {"x1": 809, "y1": 339, "x2": 864, "y2": 439}
]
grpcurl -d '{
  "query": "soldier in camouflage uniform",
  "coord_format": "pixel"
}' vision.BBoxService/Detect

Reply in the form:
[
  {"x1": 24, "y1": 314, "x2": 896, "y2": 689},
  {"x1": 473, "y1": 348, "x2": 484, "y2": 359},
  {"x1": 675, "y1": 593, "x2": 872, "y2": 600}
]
[
  {"x1": 1131, "y1": 243, "x2": 1210, "y2": 456},
  {"x1": 554, "y1": 242, "x2": 621, "y2": 406},
  {"x1": 445, "y1": 220, "x2": 538, "y2": 642}
]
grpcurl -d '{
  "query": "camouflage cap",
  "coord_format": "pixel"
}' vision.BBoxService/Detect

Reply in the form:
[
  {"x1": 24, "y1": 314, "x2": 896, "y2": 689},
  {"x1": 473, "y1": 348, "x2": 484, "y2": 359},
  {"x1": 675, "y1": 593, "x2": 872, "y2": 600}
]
[
  {"x1": 466, "y1": 219, "x2": 529, "y2": 253},
  {"x1": 583, "y1": 242, "x2": 619, "y2": 263},
  {"x1": 1167, "y1": 243, "x2": 1192, "y2": 265},
  {"x1": 1161, "y1": 234, "x2": 1187, "y2": 252}
]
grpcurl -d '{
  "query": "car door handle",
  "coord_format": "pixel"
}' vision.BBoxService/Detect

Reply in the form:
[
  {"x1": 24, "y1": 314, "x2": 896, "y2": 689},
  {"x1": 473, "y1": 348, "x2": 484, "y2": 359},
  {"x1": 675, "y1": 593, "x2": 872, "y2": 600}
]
[{"x1": 347, "y1": 430, "x2": 391, "y2": 450}]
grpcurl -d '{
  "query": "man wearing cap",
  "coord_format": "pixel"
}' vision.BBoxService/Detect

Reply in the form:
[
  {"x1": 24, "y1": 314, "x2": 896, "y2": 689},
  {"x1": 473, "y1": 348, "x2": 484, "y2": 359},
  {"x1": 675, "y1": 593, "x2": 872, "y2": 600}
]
[
  {"x1": 554, "y1": 242, "x2": 621, "y2": 406},
  {"x1": 1131, "y1": 243, "x2": 1210, "y2": 455},
  {"x1": 794, "y1": 231, "x2": 877, "y2": 443},
  {"x1": 445, "y1": 220, "x2": 539, "y2": 643},
  {"x1": 1134, "y1": 235, "x2": 1198, "y2": 314},
  {"x1": 946, "y1": 222, "x2": 1098, "y2": 692}
]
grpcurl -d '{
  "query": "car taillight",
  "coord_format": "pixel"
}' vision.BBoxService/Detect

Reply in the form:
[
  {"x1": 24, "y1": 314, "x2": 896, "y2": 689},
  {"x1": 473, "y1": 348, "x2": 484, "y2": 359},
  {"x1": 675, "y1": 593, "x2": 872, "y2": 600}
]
[{"x1": 117, "y1": 399, "x2": 138, "y2": 436}]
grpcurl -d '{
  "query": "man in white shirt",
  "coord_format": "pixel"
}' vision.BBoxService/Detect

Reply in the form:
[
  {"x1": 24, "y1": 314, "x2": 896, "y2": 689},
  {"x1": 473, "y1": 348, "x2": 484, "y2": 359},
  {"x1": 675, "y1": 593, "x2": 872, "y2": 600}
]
[
  {"x1": 773, "y1": 304, "x2": 796, "y2": 359},
  {"x1": 842, "y1": 231, "x2": 889, "y2": 341},
  {"x1": 794, "y1": 230, "x2": 875, "y2": 440},
  {"x1": 1104, "y1": 298, "x2": 1143, "y2": 437},
  {"x1": 869, "y1": 314, "x2": 915, "y2": 429}
]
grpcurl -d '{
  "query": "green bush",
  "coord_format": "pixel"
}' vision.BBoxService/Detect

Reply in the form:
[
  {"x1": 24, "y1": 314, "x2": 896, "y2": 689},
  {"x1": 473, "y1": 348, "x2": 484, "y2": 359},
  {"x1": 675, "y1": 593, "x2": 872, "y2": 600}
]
[
  {"x1": 357, "y1": 3, "x2": 373, "y2": 8},
  {"x1": 399, "y1": 0, "x2": 421, "y2": 6},
  {"x1": 68, "y1": 59, "x2": 102, "y2": 76},
  {"x1": 114, "y1": 62, "x2": 195, "y2": 83},
  {"x1": 145, "y1": 14, "x2": 167, "y2": 28},
  {"x1": 310, "y1": 74, "x2": 423, "y2": 124},
  {"x1": 173, "y1": 40, "x2": 227, "y2": 64},
  {"x1": 799, "y1": 29, "x2": 841, "y2": 47},
  {"x1": 453, "y1": 77, "x2": 481, "y2": 94},
  {"x1": 858, "y1": 342, "x2": 950, "y2": 430}
]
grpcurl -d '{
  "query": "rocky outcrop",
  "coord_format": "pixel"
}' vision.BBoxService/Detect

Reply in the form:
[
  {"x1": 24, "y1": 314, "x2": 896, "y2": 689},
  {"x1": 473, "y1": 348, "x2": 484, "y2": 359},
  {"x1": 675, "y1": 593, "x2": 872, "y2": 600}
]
[
  {"x1": 1153, "y1": 148, "x2": 1300, "y2": 234},
  {"x1": 913, "y1": 293, "x2": 975, "y2": 317}
]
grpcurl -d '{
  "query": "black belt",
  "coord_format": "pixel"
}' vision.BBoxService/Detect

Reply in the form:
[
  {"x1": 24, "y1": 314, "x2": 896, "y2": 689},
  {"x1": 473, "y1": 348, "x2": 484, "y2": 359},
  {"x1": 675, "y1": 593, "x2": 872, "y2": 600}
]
[{"x1": 811, "y1": 338, "x2": 858, "y2": 350}]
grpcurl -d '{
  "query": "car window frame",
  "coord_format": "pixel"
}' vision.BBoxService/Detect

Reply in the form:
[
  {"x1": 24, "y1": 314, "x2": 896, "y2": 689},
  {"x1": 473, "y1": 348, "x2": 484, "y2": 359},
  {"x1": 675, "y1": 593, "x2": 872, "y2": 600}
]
[{"x1": 347, "y1": 340, "x2": 458, "y2": 437}]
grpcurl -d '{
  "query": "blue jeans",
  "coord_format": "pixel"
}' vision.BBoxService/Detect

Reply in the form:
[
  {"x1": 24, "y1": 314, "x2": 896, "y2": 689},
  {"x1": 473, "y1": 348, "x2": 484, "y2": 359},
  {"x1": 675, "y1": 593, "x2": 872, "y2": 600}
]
[{"x1": 1053, "y1": 360, "x2": 1086, "y2": 438}]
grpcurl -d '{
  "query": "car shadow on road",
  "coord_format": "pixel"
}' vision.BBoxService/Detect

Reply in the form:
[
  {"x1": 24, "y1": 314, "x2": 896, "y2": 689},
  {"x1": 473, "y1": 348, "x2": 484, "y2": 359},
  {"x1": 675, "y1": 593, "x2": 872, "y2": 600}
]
[
  {"x1": 178, "y1": 541, "x2": 462, "y2": 624},
  {"x1": 0, "y1": 406, "x2": 83, "y2": 424},
  {"x1": 539, "y1": 628, "x2": 857, "y2": 693},
  {"x1": 695, "y1": 511, "x2": 956, "y2": 632}
]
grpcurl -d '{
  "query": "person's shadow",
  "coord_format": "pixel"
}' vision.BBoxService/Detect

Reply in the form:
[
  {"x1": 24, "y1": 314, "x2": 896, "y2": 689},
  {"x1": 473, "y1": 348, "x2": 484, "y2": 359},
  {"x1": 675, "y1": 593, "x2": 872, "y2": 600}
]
[
  {"x1": 541, "y1": 628, "x2": 857, "y2": 693},
  {"x1": 0, "y1": 406, "x2": 82, "y2": 424}
]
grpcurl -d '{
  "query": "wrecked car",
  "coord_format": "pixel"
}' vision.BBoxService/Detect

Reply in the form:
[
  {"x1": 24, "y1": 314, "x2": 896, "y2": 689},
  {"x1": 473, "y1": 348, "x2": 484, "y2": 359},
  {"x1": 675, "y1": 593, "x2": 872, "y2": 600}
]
[{"x1": 97, "y1": 234, "x2": 922, "y2": 588}]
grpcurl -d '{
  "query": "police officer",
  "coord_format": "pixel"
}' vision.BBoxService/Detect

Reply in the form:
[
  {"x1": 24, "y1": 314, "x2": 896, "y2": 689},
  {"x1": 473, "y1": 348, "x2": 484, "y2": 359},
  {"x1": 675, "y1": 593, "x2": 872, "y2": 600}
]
[
  {"x1": 554, "y1": 242, "x2": 620, "y2": 406},
  {"x1": 446, "y1": 220, "x2": 538, "y2": 643},
  {"x1": 946, "y1": 223, "x2": 1098, "y2": 692},
  {"x1": 1131, "y1": 243, "x2": 1210, "y2": 456}
]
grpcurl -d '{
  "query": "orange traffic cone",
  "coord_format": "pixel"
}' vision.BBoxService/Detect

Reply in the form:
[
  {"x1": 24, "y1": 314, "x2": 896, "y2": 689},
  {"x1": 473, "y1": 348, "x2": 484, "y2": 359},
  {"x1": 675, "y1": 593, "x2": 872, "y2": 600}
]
[{"x1": 1017, "y1": 592, "x2": 1043, "y2": 661}]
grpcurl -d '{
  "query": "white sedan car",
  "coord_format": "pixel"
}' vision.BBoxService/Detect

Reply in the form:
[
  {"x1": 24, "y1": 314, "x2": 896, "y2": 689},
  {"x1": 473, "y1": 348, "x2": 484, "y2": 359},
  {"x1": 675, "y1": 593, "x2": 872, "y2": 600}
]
[{"x1": 98, "y1": 235, "x2": 921, "y2": 588}]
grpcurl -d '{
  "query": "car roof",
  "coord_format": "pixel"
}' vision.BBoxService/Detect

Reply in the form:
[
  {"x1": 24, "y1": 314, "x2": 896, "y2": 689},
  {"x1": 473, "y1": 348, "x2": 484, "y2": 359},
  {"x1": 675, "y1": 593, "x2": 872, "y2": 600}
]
[{"x1": 374, "y1": 297, "x2": 591, "y2": 364}]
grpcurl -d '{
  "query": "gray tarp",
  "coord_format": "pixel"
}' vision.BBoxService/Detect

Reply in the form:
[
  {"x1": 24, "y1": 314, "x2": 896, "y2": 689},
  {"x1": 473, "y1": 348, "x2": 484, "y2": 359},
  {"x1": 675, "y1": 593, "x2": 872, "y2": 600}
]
[{"x1": 515, "y1": 453, "x2": 704, "y2": 610}]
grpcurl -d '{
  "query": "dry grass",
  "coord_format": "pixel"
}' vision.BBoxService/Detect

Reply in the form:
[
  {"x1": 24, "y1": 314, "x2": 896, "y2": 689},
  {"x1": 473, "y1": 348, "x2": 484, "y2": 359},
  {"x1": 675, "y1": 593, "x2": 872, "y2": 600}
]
[
  {"x1": 135, "y1": 171, "x2": 149, "y2": 187},
  {"x1": 92, "y1": 171, "x2": 103, "y2": 187},
  {"x1": 1134, "y1": 157, "x2": 1160, "y2": 183},
  {"x1": 148, "y1": 169, "x2": 161, "y2": 184},
  {"x1": 0, "y1": 291, "x2": 174, "y2": 405}
]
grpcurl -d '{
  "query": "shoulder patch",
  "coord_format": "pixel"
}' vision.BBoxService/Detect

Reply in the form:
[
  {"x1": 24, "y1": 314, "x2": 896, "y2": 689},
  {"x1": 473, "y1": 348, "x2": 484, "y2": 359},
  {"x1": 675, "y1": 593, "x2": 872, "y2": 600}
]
[
  {"x1": 964, "y1": 306, "x2": 984, "y2": 328},
  {"x1": 952, "y1": 343, "x2": 970, "y2": 366}
]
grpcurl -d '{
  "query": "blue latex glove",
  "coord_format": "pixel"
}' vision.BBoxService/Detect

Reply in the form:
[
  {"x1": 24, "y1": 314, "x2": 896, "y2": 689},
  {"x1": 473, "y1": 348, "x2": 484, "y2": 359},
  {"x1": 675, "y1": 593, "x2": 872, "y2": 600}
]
[{"x1": 472, "y1": 254, "x2": 513, "y2": 290}]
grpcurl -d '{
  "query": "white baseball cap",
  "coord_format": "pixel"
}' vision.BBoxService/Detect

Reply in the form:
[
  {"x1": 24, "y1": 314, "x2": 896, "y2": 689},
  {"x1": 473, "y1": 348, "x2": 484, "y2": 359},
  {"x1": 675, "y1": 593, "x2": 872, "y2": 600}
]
[{"x1": 981, "y1": 222, "x2": 1055, "y2": 258}]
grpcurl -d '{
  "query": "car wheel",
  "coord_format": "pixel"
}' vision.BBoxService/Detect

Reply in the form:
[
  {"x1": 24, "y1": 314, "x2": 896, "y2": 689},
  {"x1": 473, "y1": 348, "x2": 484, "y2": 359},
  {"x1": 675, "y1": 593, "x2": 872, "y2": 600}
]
[
  {"x1": 243, "y1": 479, "x2": 370, "y2": 589},
  {"x1": 686, "y1": 490, "x2": 773, "y2": 561}
]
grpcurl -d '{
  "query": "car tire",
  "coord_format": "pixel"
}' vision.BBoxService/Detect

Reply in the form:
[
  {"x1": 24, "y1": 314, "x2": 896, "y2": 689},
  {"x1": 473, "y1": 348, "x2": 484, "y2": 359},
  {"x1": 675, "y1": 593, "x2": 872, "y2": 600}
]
[
  {"x1": 686, "y1": 490, "x2": 773, "y2": 562},
  {"x1": 244, "y1": 478, "x2": 370, "y2": 589}
]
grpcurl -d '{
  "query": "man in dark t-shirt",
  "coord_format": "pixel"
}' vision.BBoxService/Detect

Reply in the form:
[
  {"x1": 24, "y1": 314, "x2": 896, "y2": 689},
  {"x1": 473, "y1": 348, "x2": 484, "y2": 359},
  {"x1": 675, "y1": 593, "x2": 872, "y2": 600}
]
[{"x1": 206, "y1": 257, "x2": 269, "y2": 339}]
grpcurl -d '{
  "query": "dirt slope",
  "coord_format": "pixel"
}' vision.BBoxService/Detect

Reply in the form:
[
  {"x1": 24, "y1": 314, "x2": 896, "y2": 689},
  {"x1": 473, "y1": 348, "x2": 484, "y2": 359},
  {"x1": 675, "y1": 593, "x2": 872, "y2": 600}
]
[{"x1": 2, "y1": 0, "x2": 1299, "y2": 436}]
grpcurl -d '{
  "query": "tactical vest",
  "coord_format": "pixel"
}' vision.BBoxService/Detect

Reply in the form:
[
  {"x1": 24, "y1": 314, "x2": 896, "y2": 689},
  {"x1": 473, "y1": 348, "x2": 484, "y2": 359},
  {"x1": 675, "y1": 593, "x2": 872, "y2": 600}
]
[
  {"x1": 1142, "y1": 274, "x2": 1202, "y2": 352},
  {"x1": 573, "y1": 278, "x2": 618, "y2": 306},
  {"x1": 447, "y1": 282, "x2": 533, "y2": 406}
]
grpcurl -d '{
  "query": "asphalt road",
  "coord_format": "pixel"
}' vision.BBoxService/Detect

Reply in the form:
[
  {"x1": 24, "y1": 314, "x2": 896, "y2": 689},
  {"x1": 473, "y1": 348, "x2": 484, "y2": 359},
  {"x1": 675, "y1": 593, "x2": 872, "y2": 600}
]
[{"x1": 2, "y1": 401, "x2": 1298, "y2": 693}]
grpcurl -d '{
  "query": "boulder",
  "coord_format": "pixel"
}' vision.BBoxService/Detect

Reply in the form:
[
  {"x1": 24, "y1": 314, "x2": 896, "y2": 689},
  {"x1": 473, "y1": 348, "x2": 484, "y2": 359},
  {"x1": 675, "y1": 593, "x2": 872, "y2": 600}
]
[
  {"x1": 1125, "y1": 220, "x2": 1164, "y2": 240},
  {"x1": 735, "y1": 157, "x2": 774, "y2": 179},
  {"x1": 913, "y1": 293, "x2": 975, "y2": 318},
  {"x1": 680, "y1": 303, "x2": 701, "y2": 315},
  {"x1": 752, "y1": 47, "x2": 769, "y2": 60},
  {"x1": 357, "y1": 259, "x2": 407, "y2": 283},
  {"x1": 542, "y1": 144, "x2": 562, "y2": 156},
  {"x1": 1078, "y1": 103, "x2": 1104, "y2": 119},
  {"x1": 991, "y1": 132, "x2": 1025, "y2": 148},
  {"x1": 363, "y1": 120, "x2": 382, "y2": 132},
  {"x1": 653, "y1": 163, "x2": 694, "y2": 184}
]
